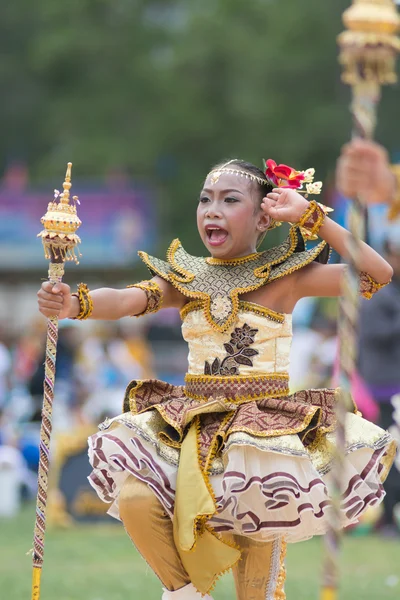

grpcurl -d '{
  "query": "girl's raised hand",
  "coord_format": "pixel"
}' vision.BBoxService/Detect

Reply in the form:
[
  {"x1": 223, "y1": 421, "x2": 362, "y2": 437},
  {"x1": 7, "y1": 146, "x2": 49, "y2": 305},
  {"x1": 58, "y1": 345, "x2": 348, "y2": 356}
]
[
  {"x1": 37, "y1": 281, "x2": 73, "y2": 320},
  {"x1": 261, "y1": 188, "x2": 309, "y2": 224}
]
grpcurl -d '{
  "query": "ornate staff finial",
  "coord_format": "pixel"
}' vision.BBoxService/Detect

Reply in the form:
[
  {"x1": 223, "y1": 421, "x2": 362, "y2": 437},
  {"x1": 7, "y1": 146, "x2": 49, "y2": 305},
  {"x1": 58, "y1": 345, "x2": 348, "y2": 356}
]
[
  {"x1": 62, "y1": 161, "x2": 72, "y2": 202},
  {"x1": 339, "y1": 0, "x2": 400, "y2": 82},
  {"x1": 338, "y1": 0, "x2": 400, "y2": 137},
  {"x1": 37, "y1": 162, "x2": 82, "y2": 263}
]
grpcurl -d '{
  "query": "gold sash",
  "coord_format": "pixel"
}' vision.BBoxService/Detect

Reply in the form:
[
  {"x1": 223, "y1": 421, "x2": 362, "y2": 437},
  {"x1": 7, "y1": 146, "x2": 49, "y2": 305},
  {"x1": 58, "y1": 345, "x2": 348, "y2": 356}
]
[{"x1": 173, "y1": 420, "x2": 240, "y2": 594}]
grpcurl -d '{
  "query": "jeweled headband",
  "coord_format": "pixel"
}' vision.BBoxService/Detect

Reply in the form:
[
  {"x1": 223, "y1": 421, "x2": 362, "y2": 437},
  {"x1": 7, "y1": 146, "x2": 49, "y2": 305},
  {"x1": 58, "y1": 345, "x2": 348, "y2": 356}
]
[
  {"x1": 206, "y1": 158, "x2": 329, "y2": 233},
  {"x1": 208, "y1": 160, "x2": 267, "y2": 186}
]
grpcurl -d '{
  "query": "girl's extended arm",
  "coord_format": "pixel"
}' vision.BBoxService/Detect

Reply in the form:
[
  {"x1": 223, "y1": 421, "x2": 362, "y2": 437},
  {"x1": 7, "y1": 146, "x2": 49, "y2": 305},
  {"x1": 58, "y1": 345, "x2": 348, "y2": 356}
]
[
  {"x1": 37, "y1": 276, "x2": 185, "y2": 320},
  {"x1": 319, "y1": 216, "x2": 392, "y2": 281},
  {"x1": 262, "y1": 189, "x2": 393, "y2": 300},
  {"x1": 293, "y1": 216, "x2": 393, "y2": 300}
]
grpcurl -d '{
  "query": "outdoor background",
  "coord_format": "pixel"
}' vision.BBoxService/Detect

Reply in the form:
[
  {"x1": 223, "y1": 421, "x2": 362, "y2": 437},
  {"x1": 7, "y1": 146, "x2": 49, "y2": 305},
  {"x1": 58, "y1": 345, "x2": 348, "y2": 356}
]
[{"x1": 1, "y1": 1, "x2": 400, "y2": 599}]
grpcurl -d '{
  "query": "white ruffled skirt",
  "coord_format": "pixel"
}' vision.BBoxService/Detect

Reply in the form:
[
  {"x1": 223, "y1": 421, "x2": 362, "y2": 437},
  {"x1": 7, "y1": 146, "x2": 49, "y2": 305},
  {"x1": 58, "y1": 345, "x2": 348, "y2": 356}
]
[{"x1": 88, "y1": 408, "x2": 395, "y2": 543}]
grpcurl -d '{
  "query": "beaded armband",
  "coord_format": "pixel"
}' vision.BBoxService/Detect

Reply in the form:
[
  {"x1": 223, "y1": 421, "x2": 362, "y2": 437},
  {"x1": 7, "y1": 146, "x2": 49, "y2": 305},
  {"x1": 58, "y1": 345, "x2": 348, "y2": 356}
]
[
  {"x1": 127, "y1": 280, "x2": 163, "y2": 317},
  {"x1": 297, "y1": 200, "x2": 326, "y2": 240},
  {"x1": 71, "y1": 283, "x2": 93, "y2": 320},
  {"x1": 359, "y1": 271, "x2": 390, "y2": 300},
  {"x1": 388, "y1": 165, "x2": 400, "y2": 222}
]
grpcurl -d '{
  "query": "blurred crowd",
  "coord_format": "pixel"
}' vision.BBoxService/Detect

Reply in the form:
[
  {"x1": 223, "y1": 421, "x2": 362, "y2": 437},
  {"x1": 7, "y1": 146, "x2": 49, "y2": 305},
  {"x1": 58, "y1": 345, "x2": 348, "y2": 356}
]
[
  {"x1": 1, "y1": 284, "x2": 399, "y2": 532},
  {"x1": 0, "y1": 309, "x2": 187, "y2": 516}
]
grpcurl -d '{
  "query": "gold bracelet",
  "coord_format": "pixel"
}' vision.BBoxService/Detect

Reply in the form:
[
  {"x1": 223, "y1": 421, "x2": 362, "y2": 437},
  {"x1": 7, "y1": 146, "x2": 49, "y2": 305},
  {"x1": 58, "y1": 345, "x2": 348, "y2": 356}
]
[
  {"x1": 127, "y1": 280, "x2": 163, "y2": 317},
  {"x1": 297, "y1": 200, "x2": 326, "y2": 240},
  {"x1": 71, "y1": 283, "x2": 93, "y2": 320},
  {"x1": 359, "y1": 271, "x2": 390, "y2": 300},
  {"x1": 388, "y1": 164, "x2": 400, "y2": 222}
]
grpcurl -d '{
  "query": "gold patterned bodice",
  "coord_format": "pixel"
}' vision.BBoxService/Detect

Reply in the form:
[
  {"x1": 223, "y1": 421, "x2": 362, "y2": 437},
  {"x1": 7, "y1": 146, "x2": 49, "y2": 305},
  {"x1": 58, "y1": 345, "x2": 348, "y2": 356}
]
[
  {"x1": 181, "y1": 301, "x2": 292, "y2": 377},
  {"x1": 139, "y1": 231, "x2": 326, "y2": 333}
]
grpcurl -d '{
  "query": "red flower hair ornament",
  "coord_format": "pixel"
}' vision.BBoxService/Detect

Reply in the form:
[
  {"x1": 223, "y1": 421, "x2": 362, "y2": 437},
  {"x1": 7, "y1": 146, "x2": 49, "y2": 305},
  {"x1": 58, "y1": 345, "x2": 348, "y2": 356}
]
[
  {"x1": 263, "y1": 159, "x2": 332, "y2": 239},
  {"x1": 264, "y1": 159, "x2": 305, "y2": 190}
]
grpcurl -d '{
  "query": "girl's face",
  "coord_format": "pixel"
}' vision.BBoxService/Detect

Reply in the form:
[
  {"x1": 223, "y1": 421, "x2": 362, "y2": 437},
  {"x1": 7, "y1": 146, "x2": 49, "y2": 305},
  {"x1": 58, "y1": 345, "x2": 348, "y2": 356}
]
[{"x1": 197, "y1": 172, "x2": 270, "y2": 259}]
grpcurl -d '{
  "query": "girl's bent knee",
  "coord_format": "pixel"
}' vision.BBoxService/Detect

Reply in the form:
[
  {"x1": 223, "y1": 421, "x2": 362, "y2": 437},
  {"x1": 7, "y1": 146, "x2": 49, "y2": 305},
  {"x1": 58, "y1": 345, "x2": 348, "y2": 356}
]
[{"x1": 119, "y1": 475, "x2": 159, "y2": 516}]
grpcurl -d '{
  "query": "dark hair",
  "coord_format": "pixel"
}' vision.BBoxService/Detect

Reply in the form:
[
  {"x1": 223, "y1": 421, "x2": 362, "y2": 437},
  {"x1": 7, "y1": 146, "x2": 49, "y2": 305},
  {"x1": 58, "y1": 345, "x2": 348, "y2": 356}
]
[{"x1": 211, "y1": 159, "x2": 273, "y2": 207}]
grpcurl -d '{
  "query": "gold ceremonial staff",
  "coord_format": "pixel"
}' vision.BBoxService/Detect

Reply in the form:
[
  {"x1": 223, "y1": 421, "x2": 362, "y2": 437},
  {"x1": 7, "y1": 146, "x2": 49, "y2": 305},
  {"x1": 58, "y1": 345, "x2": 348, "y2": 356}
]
[
  {"x1": 31, "y1": 164, "x2": 82, "y2": 600},
  {"x1": 321, "y1": 2, "x2": 400, "y2": 599}
]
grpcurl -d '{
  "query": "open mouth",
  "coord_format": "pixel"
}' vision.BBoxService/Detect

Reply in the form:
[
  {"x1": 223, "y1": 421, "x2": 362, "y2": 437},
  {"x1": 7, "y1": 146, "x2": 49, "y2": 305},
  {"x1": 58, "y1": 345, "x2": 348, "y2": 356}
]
[{"x1": 205, "y1": 225, "x2": 228, "y2": 246}]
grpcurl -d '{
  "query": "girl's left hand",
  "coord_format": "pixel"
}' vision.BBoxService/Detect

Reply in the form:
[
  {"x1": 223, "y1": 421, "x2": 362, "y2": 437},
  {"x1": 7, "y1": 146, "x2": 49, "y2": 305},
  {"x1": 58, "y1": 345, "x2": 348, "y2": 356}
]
[{"x1": 261, "y1": 188, "x2": 309, "y2": 223}]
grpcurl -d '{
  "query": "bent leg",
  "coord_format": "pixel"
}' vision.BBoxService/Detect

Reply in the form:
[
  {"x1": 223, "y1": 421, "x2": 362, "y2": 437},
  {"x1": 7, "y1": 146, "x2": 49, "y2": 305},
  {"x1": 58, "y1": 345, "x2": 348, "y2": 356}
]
[
  {"x1": 119, "y1": 475, "x2": 190, "y2": 591},
  {"x1": 223, "y1": 534, "x2": 287, "y2": 600}
]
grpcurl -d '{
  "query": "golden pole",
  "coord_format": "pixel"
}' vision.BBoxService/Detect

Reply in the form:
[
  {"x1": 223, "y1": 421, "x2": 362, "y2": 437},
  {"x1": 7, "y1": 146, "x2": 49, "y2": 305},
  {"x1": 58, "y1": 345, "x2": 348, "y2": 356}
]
[
  {"x1": 321, "y1": 3, "x2": 400, "y2": 599},
  {"x1": 31, "y1": 164, "x2": 82, "y2": 600}
]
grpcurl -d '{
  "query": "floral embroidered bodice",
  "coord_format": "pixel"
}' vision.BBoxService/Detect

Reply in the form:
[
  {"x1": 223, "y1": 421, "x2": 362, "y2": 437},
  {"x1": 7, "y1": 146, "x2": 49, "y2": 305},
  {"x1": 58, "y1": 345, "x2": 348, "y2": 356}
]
[{"x1": 181, "y1": 301, "x2": 292, "y2": 377}]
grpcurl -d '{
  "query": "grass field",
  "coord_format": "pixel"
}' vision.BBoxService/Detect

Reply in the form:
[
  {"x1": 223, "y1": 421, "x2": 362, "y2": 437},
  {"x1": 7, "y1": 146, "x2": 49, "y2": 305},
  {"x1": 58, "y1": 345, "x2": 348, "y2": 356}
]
[{"x1": 1, "y1": 505, "x2": 399, "y2": 600}]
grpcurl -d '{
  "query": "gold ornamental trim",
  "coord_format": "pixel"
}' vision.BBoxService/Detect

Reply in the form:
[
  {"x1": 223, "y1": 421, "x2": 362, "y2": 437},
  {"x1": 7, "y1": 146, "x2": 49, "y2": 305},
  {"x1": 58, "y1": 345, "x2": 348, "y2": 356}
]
[
  {"x1": 185, "y1": 372, "x2": 289, "y2": 383},
  {"x1": 184, "y1": 372, "x2": 290, "y2": 404},
  {"x1": 139, "y1": 231, "x2": 326, "y2": 334},
  {"x1": 206, "y1": 252, "x2": 261, "y2": 266},
  {"x1": 180, "y1": 299, "x2": 286, "y2": 324}
]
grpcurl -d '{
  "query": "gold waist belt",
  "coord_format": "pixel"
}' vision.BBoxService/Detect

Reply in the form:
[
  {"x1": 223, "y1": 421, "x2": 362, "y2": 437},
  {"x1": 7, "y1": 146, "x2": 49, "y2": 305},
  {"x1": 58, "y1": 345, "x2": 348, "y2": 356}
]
[{"x1": 184, "y1": 373, "x2": 290, "y2": 403}]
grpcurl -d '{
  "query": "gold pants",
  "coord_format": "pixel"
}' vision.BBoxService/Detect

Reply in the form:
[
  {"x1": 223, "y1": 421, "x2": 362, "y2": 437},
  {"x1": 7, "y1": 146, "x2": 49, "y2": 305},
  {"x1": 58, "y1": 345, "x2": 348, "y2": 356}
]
[{"x1": 119, "y1": 476, "x2": 286, "y2": 599}]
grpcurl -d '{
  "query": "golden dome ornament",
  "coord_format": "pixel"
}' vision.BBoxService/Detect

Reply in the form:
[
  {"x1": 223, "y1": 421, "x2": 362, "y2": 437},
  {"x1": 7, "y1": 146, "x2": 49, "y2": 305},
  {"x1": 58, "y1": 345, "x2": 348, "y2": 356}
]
[
  {"x1": 37, "y1": 162, "x2": 82, "y2": 264},
  {"x1": 338, "y1": 0, "x2": 400, "y2": 138}
]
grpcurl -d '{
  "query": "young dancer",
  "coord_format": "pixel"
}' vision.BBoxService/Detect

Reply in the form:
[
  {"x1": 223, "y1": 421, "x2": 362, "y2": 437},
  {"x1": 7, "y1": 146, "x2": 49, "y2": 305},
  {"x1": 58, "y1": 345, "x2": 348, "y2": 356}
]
[{"x1": 37, "y1": 158, "x2": 397, "y2": 600}]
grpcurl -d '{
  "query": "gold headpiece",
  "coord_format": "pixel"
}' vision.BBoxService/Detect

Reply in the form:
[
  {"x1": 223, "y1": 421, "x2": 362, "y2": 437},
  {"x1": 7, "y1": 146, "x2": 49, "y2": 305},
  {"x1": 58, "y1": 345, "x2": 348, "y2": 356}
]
[
  {"x1": 208, "y1": 160, "x2": 268, "y2": 187},
  {"x1": 37, "y1": 163, "x2": 82, "y2": 263}
]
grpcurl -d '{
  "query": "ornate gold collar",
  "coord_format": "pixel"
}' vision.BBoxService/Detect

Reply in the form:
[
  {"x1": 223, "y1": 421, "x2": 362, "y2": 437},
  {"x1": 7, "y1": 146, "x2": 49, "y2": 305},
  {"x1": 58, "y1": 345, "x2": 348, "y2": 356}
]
[{"x1": 138, "y1": 227, "x2": 326, "y2": 333}]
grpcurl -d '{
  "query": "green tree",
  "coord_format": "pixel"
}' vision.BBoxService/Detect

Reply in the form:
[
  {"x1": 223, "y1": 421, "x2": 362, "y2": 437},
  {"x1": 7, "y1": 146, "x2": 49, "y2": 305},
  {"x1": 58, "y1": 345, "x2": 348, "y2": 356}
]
[{"x1": 1, "y1": 1, "x2": 399, "y2": 255}]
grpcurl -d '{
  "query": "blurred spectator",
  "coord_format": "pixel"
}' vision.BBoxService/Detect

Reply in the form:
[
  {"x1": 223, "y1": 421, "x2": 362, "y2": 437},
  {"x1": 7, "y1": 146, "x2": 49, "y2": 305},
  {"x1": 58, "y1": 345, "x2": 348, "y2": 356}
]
[
  {"x1": 290, "y1": 302, "x2": 337, "y2": 392},
  {"x1": 0, "y1": 403, "x2": 37, "y2": 511},
  {"x1": 0, "y1": 332, "x2": 11, "y2": 413},
  {"x1": 76, "y1": 320, "x2": 155, "y2": 423},
  {"x1": 0, "y1": 443, "x2": 31, "y2": 517},
  {"x1": 391, "y1": 395, "x2": 400, "y2": 475},
  {"x1": 27, "y1": 321, "x2": 82, "y2": 429},
  {"x1": 1, "y1": 160, "x2": 28, "y2": 194},
  {"x1": 12, "y1": 318, "x2": 46, "y2": 386},
  {"x1": 358, "y1": 237, "x2": 400, "y2": 537}
]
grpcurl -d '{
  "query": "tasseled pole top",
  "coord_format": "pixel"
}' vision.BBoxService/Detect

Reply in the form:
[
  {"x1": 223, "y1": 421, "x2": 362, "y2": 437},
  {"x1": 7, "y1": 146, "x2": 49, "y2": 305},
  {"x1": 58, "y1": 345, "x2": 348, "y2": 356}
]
[{"x1": 37, "y1": 163, "x2": 82, "y2": 263}]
